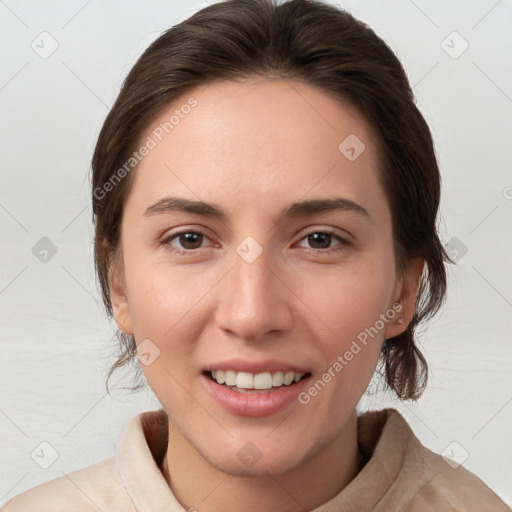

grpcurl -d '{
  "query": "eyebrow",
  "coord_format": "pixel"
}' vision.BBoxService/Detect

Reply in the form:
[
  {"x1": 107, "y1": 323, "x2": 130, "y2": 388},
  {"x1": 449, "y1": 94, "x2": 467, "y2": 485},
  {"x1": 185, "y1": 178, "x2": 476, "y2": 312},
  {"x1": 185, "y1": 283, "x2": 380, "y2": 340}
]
[{"x1": 144, "y1": 196, "x2": 372, "y2": 222}]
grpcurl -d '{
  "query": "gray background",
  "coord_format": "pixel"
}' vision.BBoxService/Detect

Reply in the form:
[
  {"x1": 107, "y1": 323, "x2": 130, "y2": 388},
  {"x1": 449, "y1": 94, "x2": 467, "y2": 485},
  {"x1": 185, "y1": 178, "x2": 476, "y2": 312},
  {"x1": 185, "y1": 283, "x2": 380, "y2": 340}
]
[{"x1": 1, "y1": 0, "x2": 511, "y2": 506}]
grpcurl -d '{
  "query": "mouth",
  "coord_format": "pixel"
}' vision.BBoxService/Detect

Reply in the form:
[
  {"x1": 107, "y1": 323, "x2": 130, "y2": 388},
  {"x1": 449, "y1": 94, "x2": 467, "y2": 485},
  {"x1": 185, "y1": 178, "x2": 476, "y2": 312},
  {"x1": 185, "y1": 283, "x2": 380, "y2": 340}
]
[
  {"x1": 201, "y1": 368, "x2": 312, "y2": 417},
  {"x1": 203, "y1": 369, "x2": 311, "y2": 394}
]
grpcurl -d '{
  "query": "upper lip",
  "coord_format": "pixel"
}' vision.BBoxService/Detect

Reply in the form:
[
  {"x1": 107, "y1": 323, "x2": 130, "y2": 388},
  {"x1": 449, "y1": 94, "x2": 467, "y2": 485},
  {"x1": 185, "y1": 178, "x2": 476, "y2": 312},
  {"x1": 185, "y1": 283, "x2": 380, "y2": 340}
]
[{"x1": 203, "y1": 358, "x2": 310, "y2": 375}]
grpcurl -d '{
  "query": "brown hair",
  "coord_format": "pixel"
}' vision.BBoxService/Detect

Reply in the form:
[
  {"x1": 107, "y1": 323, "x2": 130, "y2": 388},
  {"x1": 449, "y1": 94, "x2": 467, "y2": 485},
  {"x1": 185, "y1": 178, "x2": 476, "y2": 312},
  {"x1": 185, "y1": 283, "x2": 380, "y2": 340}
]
[{"x1": 91, "y1": 0, "x2": 453, "y2": 400}]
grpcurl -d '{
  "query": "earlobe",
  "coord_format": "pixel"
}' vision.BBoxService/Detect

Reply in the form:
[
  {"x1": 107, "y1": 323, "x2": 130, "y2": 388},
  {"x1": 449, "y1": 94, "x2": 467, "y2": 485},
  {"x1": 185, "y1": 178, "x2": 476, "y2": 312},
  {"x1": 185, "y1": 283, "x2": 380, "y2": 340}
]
[
  {"x1": 384, "y1": 257, "x2": 424, "y2": 338},
  {"x1": 109, "y1": 265, "x2": 134, "y2": 335}
]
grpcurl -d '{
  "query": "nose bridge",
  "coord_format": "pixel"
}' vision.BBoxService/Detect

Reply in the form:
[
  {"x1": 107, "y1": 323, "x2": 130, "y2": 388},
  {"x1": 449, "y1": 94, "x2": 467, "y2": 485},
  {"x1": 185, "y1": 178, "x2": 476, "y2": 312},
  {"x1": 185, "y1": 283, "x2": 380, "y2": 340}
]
[
  {"x1": 232, "y1": 232, "x2": 275, "y2": 294},
  {"x1": 216, "y1": 238, "x2": 293, "y2": 340},
  {"x1": 235, "y1": 247, "x2": 273, "y2": 303}
]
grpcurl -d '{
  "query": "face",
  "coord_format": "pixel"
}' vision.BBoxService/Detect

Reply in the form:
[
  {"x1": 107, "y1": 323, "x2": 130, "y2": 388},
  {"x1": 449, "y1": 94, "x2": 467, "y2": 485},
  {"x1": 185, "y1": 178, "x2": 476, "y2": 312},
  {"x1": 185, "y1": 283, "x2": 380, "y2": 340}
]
[{"x1": 110, "y1": 78, "x2": 420, "y2": 476}]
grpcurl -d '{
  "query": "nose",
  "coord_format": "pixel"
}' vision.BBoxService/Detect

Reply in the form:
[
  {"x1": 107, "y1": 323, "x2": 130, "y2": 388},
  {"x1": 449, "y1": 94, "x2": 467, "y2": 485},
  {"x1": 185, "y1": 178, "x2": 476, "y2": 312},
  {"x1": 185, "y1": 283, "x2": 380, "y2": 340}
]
[{"x1": 214, "y1": 244, "x2": 294, "y2": 342}]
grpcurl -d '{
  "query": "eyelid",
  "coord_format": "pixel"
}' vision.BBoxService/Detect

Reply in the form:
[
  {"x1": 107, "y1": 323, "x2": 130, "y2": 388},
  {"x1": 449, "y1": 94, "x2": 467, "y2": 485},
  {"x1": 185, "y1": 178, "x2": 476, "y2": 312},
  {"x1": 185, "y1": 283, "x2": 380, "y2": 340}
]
[
  {"x1": 294, "y1": 224, "x2": 354, "y2": 243},
  {"x1": 159, "y1": 224, "x2": 212, "y2": 239}
]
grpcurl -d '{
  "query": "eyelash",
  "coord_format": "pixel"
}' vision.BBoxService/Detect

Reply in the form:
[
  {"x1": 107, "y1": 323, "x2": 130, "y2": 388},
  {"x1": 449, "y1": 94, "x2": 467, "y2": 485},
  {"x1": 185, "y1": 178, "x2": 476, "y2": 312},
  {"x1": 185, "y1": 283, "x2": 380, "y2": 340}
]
[{"x1": 159, "y1": 229, "x2": 350, "y2": 255}]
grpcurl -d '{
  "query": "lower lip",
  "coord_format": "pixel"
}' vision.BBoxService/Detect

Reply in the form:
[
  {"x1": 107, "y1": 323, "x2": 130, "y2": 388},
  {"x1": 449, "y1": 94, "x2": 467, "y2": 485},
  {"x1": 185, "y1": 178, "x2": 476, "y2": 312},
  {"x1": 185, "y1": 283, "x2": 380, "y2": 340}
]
[{"x1": 201, "y1": 373, "x2": 311, "y2": 418}]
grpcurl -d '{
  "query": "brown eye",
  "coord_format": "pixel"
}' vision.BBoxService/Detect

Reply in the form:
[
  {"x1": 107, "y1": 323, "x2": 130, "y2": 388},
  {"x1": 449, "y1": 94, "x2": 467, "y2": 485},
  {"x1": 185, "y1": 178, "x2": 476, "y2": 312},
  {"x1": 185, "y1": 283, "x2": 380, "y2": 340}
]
[
  {"x1": 178, "y1": 232, "x2": 204, "y2": 250},
  {"x1": 297, "y1": 231, "x2": 349, "y2": 252},
  {"x1": 161, "y1": 230, "x2": 210, "y2": 253},
  {"x1": 307, "y1": 233, "x2": 333, "y2": 249}
]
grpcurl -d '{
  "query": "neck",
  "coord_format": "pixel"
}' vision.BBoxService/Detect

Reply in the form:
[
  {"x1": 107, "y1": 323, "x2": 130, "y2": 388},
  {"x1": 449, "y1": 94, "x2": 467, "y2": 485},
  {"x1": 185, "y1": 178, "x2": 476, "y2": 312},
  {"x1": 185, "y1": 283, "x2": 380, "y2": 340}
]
[{"x1": 160, "y1": 411, "x2": 362, "y2": 512}]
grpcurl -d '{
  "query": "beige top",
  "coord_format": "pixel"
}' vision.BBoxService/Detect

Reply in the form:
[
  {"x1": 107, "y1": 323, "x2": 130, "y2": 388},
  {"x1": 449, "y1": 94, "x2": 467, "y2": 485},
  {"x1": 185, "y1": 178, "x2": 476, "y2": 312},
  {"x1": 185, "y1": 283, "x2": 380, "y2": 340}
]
[{"x1": 3, "y1": 408, "x2": 509, "y2": 511}]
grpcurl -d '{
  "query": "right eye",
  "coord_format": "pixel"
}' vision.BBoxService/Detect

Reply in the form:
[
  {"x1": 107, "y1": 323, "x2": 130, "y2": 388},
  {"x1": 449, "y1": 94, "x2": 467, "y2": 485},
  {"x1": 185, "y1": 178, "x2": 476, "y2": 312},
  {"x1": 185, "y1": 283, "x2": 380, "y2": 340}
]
[{"x1": 160, "y1": 230, "x2": 212, "y2": 254}]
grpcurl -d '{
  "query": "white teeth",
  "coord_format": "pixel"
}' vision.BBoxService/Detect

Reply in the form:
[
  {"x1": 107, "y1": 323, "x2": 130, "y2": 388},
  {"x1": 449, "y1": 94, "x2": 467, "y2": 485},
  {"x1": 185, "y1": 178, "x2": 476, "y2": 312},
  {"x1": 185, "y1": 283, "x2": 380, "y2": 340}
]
[
  {"x1": 209, "y1": 370, "x2": 306, "y2": 389},
  {"x1": 254, "y1": 372, "x2": 272, "y2": 389},
  {"x1": 236, "y1": 371, "x2": 254, "y2": 389},
  {"x1": 283, "y1": 372, "x2": 295, "y2": 385},
  {"x1": 272, "y1": 371, "x2": 284, "y2": 387},
  {"x1": 212, "y1": 370, "x2": 225, "y2": 384},
  {"x1": 224, "y1": 370, "x2": 236, "y2": 386}
]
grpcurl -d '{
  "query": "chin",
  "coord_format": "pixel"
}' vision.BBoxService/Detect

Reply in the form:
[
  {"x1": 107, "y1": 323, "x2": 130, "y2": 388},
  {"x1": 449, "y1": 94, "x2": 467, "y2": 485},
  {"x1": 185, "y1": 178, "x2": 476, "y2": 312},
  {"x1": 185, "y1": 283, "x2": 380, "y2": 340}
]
[
  {"x1": 207, "y1": 449, "x2": 306, "y2": 478},
  {"x1": 196, "y1": 430, "x2": 327, "y2": 479}
]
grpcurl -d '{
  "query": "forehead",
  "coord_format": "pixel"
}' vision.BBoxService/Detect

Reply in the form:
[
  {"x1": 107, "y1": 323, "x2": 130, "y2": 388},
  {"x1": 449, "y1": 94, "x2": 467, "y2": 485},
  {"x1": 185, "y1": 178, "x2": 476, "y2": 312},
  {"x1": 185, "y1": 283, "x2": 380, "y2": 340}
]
[{"x1": 127, "y1": 78, "x2": 387, "y2": 221}]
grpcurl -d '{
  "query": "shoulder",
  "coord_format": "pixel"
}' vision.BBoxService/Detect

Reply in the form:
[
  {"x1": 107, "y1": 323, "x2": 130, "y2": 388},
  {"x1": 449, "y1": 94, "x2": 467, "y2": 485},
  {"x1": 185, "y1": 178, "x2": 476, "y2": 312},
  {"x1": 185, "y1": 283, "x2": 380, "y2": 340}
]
[
  {"x1": 2, "y1": 408, "x2": 170, "y2": 512},
  {"x1": 375, "y1": 408, "x2": 510, "y2": 511},
  {"x1": 406, "y1": 442, "x2": 510, "y2": 511},
  {"x1": 2, "y1": 456, "x2": 136, "y2": 512}
]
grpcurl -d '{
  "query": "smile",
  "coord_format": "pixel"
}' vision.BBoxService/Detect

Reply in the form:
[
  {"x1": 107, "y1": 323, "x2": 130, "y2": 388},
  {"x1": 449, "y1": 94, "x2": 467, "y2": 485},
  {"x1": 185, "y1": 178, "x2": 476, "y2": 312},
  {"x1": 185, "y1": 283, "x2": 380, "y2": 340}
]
[
  {"x1": 201, "y1": 370, "x2": 312, "y2": 417},
  {"x1": 208, "y1": 370, "x2": 307, "y2": 391}
]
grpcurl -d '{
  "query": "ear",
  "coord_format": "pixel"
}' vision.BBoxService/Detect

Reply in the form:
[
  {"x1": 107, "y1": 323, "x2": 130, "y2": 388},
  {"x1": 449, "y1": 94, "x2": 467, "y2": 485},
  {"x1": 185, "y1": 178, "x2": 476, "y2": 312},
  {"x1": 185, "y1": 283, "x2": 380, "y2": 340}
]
[
  {"x1": 108, "y1": 257, "x2": 134, "y2": 336},
  {"x1": 384, "y1": 256, "x2": 424, "y2": 339}
]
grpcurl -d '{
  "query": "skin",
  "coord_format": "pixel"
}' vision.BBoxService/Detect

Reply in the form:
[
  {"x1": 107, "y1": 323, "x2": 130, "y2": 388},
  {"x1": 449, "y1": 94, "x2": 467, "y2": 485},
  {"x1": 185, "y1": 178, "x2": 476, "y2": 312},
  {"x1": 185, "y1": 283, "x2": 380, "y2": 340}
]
[{"x1": 109, "y1": 78, "x2": 423, "y2": 512}]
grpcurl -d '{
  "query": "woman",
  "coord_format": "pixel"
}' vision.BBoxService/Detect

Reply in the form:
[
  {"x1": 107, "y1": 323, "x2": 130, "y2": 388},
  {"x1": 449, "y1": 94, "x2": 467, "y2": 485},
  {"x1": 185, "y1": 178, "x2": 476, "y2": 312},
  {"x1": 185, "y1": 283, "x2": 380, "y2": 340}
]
[{"x1": 4, "y1": 0, "x2": 509, "y2": 510}]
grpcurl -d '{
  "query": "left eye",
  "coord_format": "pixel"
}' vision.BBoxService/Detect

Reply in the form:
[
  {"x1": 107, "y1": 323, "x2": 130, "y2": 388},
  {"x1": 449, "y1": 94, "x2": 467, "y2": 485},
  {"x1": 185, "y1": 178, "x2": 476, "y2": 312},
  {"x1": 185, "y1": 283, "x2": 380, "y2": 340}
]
[{"x1": 297, "y1": 231, "x2": 348, "y2": 251}]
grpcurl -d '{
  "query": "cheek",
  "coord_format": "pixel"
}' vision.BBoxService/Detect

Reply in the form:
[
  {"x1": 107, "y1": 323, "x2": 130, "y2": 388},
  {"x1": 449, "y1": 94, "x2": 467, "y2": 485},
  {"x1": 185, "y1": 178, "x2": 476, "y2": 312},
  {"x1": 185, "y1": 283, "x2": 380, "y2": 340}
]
[
  {"x1": 121, "y1": 256, "x2": 223, "y2": 391},
  {"x1": 123, "y1": 253, "x2": 206, "y2": 336},
  {"x1": 123, "y1": 259, "x2": 209, "y2": 403},
  {"x1": 299, "y1": 257, "x2": 394, "y2": 342},
  {"x1": 294, "y1": 254, "x2": 395, "y2": 408}
]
